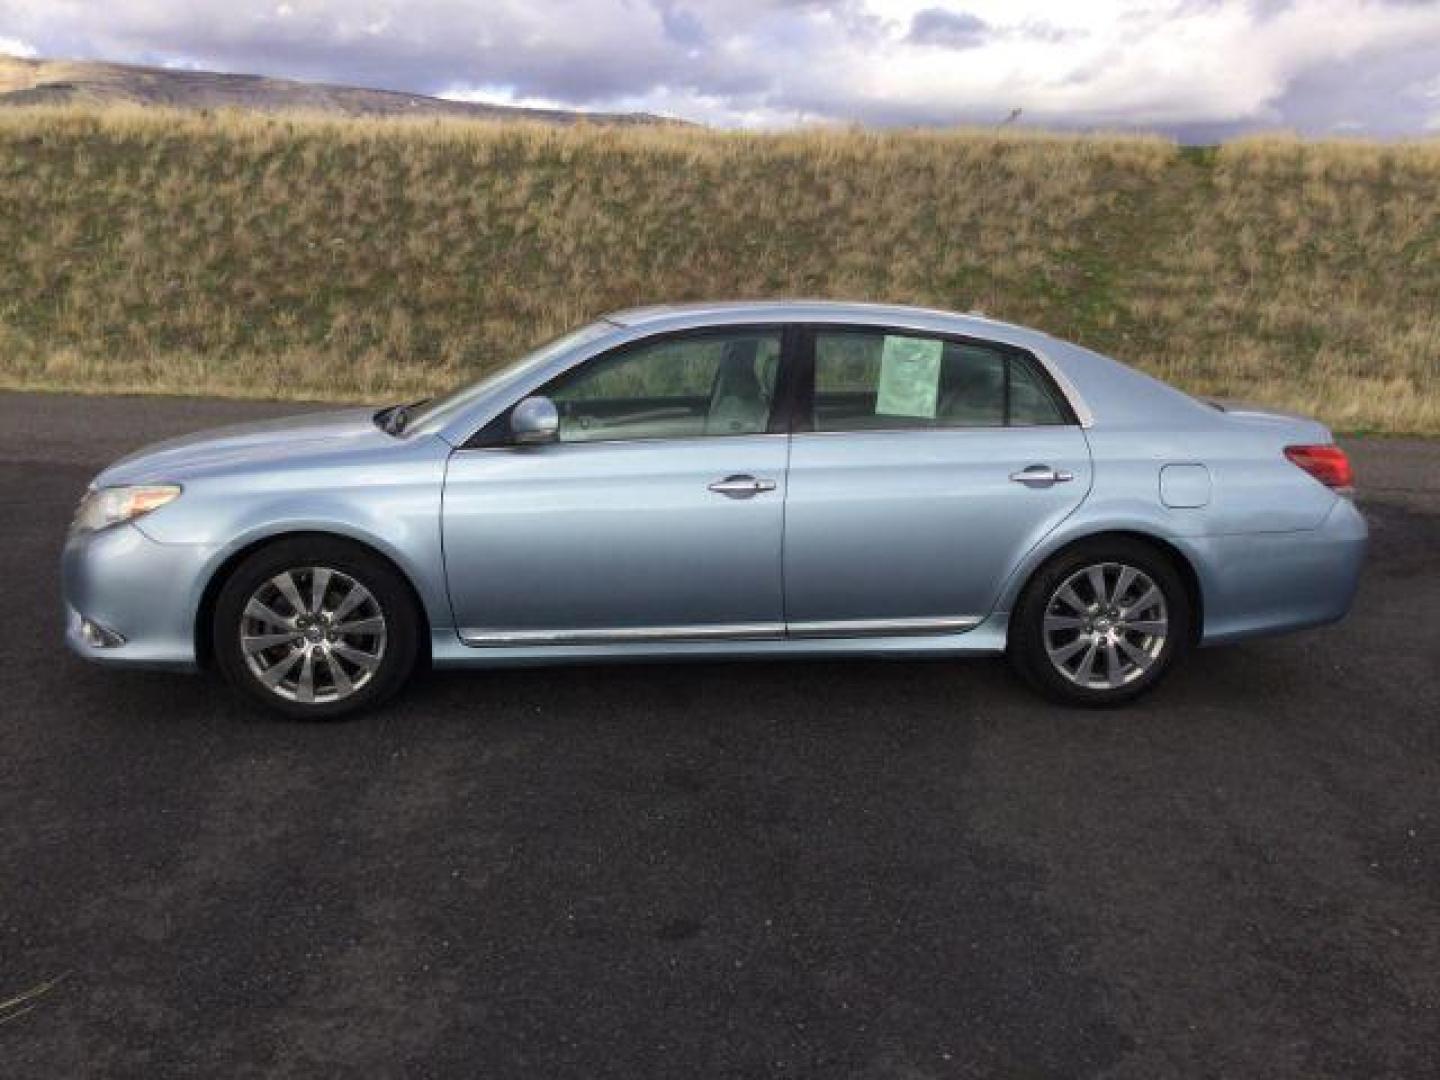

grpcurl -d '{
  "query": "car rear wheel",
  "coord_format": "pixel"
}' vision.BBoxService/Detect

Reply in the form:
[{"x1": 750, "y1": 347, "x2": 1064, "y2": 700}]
[
  {"x1": 213, "y1": 537, "x2": 419, "y2": 719},
  {"x1": 1007, "y1": 538, "x2": 1191, "y2": 707}
]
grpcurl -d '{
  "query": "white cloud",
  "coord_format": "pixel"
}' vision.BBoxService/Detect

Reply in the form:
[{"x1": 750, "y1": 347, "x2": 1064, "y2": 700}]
[
  {"x1": 443, "y1": 85, "x2": 596, "y2": 114},
  {"x1": 0, "y1": 35, "x2": 38, "y2": 58},
  {"x1": 1416, "y1": 73, "x2": 1440, "y2": 102},
  {"x1": 1, "y1": 1, "x2": 1438, "y2": 134},
  {"x1": 793, "y1": 0, "x2": 1440, "y2": 128}
]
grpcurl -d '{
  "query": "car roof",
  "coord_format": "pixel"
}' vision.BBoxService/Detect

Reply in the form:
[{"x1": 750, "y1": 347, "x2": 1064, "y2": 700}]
[{"x1": 603, "y1": 300, "x2": 1033, "y2": 340}]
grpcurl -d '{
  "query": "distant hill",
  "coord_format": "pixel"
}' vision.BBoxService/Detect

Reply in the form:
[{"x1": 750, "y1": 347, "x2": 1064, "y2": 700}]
[{"x1": 0, "y1": 55, "x2": 677, "y2": 125}]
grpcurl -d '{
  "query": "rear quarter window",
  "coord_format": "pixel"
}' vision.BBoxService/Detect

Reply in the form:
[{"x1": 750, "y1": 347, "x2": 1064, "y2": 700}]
[{"x1": 1007, "y1": 354, "x2": 1068, "y2": 426}]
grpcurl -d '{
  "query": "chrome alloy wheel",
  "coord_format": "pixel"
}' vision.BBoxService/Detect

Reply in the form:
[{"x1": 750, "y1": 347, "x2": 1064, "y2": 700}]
[
  {"x1": 239, "y1": 566, "x2": 387, "y2": 704},
  {"x1": 1042, "y1": 562, "x2": 1169, "y2": 690}
]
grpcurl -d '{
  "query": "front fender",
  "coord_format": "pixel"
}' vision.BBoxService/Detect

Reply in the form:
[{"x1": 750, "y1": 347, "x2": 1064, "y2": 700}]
[
  {"x1": 185, "y1": 512, "x2": 453, "y2": 632},
  {"x1": 132, "y1": 439, "x2": 453, "y2": 633}
]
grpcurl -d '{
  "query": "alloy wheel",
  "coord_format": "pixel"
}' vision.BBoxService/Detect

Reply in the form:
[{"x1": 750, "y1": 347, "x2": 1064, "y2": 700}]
[
  {"x1": 239, "y1": 566, "x2": 387, "y2": 704},
  {"x1": 1042, "y1": 561, "x2": 1169, "y2": 690}
]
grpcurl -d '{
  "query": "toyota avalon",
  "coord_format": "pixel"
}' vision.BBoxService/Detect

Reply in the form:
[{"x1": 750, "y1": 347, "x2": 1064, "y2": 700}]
[{"x1": 62, "y1": 301, "x2": 1366, "y2": 718}]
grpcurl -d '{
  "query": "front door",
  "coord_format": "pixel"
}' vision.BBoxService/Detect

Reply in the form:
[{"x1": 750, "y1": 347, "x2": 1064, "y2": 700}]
[
  {"x1": 782, "y1": 326, "x2": 1092, "y2": 633},
  {"x1": 442, "y1": 327, "x2": 791, "y2": 643}
]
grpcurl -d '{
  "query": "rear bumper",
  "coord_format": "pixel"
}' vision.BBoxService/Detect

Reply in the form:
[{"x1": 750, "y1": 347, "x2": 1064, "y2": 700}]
[
  {"x1": 62, "y1": 524, "x2": 218, "y2": 670},
  {"x1": 1189, "y1": 497, "x2": 1367, "y2": 647}
]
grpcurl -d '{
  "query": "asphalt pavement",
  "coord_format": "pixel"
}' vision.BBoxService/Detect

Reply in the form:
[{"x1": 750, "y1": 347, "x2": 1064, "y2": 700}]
[{"x1": 2, "y1": 390, "x2": 1437, "y2": 1078}]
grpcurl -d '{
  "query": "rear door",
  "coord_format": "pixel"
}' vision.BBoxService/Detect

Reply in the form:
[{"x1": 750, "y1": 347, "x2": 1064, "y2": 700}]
[{"x1": 782, "y1": 326, "x2": 1091, "y2": 634}]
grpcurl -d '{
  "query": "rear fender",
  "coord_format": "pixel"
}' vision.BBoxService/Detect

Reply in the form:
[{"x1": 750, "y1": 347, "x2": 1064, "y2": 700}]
[{"x1": 988, "y1": 502, "x2": 1188, "y2": 616}]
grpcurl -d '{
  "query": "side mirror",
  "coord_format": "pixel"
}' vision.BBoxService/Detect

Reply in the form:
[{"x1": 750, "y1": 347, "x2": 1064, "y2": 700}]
[{"x1": 510, "y1": 396, "x2": 560, "y2": 445}]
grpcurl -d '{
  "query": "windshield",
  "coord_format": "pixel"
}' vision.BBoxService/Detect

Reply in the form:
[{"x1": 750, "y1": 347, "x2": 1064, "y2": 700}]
[{"x1": 398, "y1": 321, "x2": 615, "y2": 436}]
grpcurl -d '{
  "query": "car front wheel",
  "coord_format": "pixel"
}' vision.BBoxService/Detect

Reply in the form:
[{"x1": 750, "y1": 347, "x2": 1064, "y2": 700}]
[
  {"x1": 1007, "y1": 538, "x2": 1192, "y2": 707},
  {"x1": 213, "y1": 537, "x2": 420, "y2": 719}
]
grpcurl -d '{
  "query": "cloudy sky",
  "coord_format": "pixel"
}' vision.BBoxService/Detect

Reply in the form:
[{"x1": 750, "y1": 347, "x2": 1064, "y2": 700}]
[{"x1": 2, "y1": 0, "x2": 1439, "y2": 136}]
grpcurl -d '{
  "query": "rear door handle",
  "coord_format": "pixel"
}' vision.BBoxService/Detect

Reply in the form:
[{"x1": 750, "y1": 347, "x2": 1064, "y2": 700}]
[
  {"x1": 1009, "y1": 465, "x2": 1074, "y2": 486},
  {"x1": 708, "y1": 474, "x2": 777, "y2": 498}
]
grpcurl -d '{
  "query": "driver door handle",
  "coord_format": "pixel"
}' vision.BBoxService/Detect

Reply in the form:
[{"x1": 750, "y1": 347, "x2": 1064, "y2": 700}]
[
  {"x1": 1009, "y1": 465, "x2": 1074, "y2": 486},
  {"x1": 708, "y1": 474, "x2": 777, "y2": 499}
]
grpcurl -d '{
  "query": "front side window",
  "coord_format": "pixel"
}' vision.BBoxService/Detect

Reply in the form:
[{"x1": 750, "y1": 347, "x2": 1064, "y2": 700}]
[
  {"x1": 548, "y1": 330, "x2": 782, "y2": 443},
  {"x1": 812, "y1": 330, "x2": 1067, "y2": 432}
]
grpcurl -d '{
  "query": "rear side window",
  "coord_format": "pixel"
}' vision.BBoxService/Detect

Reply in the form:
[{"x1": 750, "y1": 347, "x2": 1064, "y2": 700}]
[{"x1": 812, "y1": 330, "x2": 1067, "y2": 431}]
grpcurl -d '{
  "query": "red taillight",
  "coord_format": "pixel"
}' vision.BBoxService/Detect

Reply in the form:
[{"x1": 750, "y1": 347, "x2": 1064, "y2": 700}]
[{"x1": 1284, "y1": 444, "x2": 1354, "y2": 493}]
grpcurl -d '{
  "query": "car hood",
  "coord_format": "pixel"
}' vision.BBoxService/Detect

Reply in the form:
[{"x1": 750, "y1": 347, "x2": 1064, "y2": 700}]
[{"x1": 95, "y1": 407, "x2": 388, "y2": 486}]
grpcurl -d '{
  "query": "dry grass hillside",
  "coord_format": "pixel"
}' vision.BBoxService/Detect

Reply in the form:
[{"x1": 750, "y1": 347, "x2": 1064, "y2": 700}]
[{"x1": 0, "y1": 105, "x2": 1436, "y2": 433}]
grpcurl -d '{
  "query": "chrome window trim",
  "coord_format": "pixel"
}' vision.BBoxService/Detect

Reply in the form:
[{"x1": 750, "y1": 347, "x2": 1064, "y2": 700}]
[
  {"x1": 456, "y1": 432, "x2": 790, "y2": 453},
  {"x1": 459, "y1": 615, "x2": 982, "y2": 647},
  {"x1": 452, "y1": 319, "x2": 1094, "y2": 448},
  {"x1": 788, "y1": 427, "x2": 1059, "y2": 439}
]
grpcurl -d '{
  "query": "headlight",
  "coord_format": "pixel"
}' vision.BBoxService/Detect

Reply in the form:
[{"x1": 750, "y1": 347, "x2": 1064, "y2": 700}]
[{"x1": 71, "y1": 484, "x2": 182, "y2": 534}]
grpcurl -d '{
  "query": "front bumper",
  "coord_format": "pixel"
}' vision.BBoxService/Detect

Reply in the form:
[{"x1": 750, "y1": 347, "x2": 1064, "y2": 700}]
[{"x1": 62, "y1": 523, "x2": 220, "y2": 670}]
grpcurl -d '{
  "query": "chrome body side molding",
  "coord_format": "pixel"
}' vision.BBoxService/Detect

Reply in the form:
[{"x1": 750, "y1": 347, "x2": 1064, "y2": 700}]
[
  {"x1": 458, "y1": 615, "x2": 982, "y2": 648},
  {"x1": 786, "y1": 616, "x2": 983, "y2": 638},
  {"x1": 459, "y1": 623, "x2": 785, "y2": 647}
]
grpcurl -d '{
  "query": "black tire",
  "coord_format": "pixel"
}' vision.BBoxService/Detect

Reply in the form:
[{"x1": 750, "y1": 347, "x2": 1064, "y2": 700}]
[
  {"x1": 1007, "y1": 536, "x2": 1192, "y2": 708},
  {"x1": 213, "y1": 536, "x2": 420, "y2": 719}
]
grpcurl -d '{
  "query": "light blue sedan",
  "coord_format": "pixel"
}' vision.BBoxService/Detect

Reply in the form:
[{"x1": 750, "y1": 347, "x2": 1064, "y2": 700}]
[{"x1": 62, "y1": 302, "x2": 1366, "y2": 717}]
